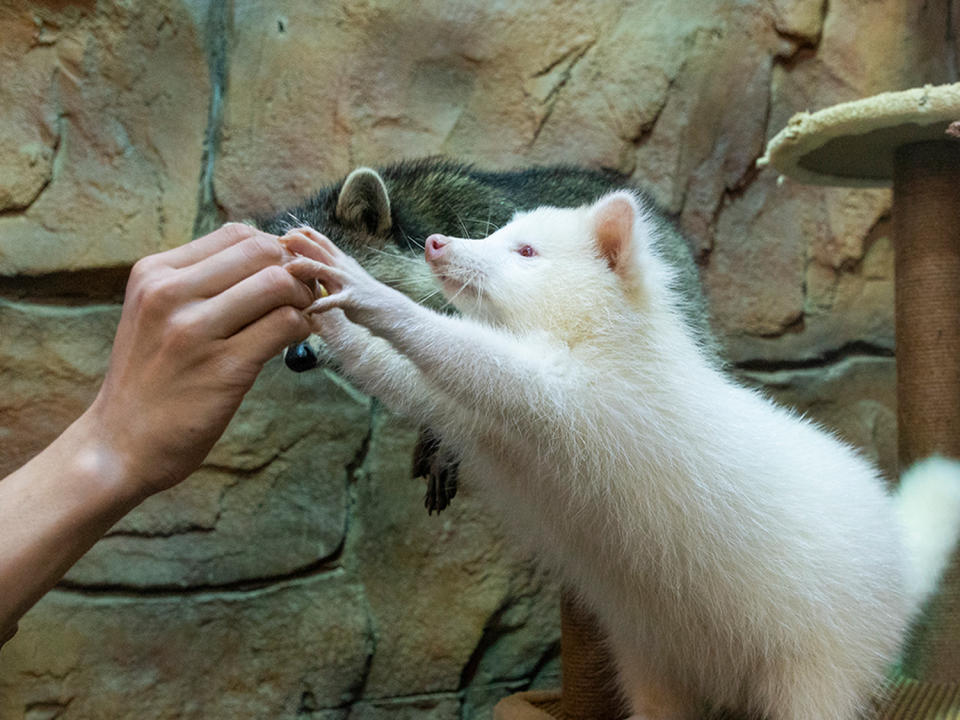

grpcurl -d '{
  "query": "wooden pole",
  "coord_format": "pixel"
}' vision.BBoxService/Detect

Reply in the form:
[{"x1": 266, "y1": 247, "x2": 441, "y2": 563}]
[
  {"x1": 559, "y1": 590, "x2": 625, "y2": 720},
  {"x1": 893, "y1": 140, "x2": 960, "y2": 680}
]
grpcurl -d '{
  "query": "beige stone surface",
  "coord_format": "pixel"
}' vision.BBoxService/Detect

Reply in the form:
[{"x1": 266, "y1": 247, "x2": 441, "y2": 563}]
[
  {"x1": 0, "y1": 299, "x2": 117, "y2": 476},
  {"x1": 0, "y1": 575, "x2": 373, "y2": 719},
  {"x1": 348, "y1": 695, "x2": 462, "y2": 720},
  {"x1": 719, "y1": 187, "x2": 895, "y2": 363},
  {"x1": 703, "y1": 175, "x2": 812, "y2": 339},
  {"x1": 0, "y1": 0, "x2": 208, "y2": 275},
  {"x1": 772, "y1": 0, "x2": 826, "y2": 42},
  {"x1": 216, "y1": 0, "x2": 623, "y2": 216}
]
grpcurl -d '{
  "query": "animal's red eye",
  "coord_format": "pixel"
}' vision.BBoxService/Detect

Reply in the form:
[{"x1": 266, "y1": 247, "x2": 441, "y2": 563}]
[{"x1": 518, "y1": 245, "x2": 536, "y2": 257}]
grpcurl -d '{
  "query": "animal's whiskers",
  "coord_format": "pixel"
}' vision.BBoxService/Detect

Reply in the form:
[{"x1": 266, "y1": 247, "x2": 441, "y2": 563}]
[
  {"x1": 364, "y1": 245, "x2": 425, "y2": 266},
  {"x1": 459, "y1": 215, "x2": 501, "y2": 236},
  {"x1": 445, "y1": 269, "x2": 482, "y2": 305},
  {"x1": 453, "y1": 209, "x2": 471, "y2": 241},
  {"x1": 399, "y1": 228, "x2": 426, "y2": 250},
  {"x1": 417, "y1": 287, "x2": 446, "y2": 305}
]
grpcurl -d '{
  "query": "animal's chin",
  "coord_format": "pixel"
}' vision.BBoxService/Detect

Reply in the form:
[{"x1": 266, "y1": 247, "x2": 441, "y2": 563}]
[
  {"x1": 433, "y1": 271, "x2": 476, "y2": 301},
  {"x1": 434, "y1": 278, "x2": 480, "y2": 315},
  {"x1": 447, "y1": 278, "x2": 477, "y2": 296}
]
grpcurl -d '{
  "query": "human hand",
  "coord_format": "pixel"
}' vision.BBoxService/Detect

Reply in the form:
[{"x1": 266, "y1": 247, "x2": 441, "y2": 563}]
[
  {"x1": 83, "y1": 223, "x2": 314, "y2": 500},
  {"x1": 280, "y1": 227, "x2": 407, "y2": 328}
]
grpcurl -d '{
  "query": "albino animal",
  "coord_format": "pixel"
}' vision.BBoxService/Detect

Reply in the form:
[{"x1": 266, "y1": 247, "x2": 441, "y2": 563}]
[{"x1": 282, "y1": 191, "x2": 960, "y2": 720}]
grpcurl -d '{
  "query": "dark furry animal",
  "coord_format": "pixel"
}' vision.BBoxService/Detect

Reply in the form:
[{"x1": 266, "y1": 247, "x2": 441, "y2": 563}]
[{"x1": 256, "y1": 158, "x2": 713, "y2": 512}]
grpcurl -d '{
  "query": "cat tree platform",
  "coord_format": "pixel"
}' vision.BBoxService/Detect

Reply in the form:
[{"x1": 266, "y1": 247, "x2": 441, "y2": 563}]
[{"x1": 497, "y1": 83, "x2": 960, "y2": 720}]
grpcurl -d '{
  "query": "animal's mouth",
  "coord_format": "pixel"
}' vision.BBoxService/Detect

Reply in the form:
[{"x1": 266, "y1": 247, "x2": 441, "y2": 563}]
[
  {"x1": 428, "y1": 253, "x2": 482, "y2": 302},
  {"x1": 435, "y1": 271, "x2": 477, "y2": 299}
]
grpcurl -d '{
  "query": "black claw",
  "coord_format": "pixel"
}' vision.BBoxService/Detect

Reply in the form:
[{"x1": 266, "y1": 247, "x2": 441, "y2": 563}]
[
  {"x1": 424, "y1": 470, "x2": 441, "y2": 515},
  {"x1": 283, "y1": 341, "x2": 319, "y2": 372},
  {"x1": 435, "y1": 465, "x2": 450, "y2": 513},
  {"x1": 446, "y1": 462, "x2": 459, "y2": 501}
]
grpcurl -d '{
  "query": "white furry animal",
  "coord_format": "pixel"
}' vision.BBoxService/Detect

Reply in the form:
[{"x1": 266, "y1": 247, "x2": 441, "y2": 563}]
[{"x1": 282, "y1": 192, "x2": 960, "y2": 720}]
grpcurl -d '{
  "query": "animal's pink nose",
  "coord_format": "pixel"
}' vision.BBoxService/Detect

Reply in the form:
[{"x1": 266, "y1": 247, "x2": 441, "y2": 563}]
[{"x1": 425, "y1": 233, "x2": 449, "y2": 262}]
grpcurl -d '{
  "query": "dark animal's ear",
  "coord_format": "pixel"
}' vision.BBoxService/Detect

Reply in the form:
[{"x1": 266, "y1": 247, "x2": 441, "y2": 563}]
[
  {"x1": 335, "y1": 167, "x2": 392, "y2": 236},
  {"x1": 590, "y1": 191, "x2": 640, "y2": 276}
]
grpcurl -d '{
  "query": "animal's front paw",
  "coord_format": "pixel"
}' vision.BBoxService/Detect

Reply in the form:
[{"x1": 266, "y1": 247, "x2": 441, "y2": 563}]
[{"x1": 281, "y1": 227, "x2": 402, "y2": 326}]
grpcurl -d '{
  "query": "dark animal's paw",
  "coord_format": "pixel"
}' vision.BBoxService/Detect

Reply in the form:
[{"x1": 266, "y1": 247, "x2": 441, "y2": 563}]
[
  {"x1": 424, "y1": 461, "x2": 459, "y2": 515},
  {"x1": 283, "y1": 341, "x2": 319, "y2": 372},
  {"x1": 412, "y1": 427, "x2": 460, "y2": 515}
]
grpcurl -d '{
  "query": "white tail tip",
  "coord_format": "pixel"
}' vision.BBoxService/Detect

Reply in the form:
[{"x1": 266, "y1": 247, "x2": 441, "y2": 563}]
[{"x1": 898, "y1": 456, "x2": 960, "y2": 607}]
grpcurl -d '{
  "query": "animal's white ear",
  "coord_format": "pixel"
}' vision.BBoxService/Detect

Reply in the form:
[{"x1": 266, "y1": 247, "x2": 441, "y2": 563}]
[
  {"x1": 336, "y1": 167, "x2": 393, "y2": 236},
  {"x1": 590, "y1": 191, "x2": 639, "y2": 275}
]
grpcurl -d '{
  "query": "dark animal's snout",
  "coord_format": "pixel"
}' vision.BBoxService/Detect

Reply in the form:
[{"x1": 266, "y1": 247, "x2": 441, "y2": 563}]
[{"x1": 283, "y1": 341, "x2": 319, "y2": 372}]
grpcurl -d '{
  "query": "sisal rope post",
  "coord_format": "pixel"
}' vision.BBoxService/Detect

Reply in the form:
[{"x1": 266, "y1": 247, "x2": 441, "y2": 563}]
[
  {"x1": 892, "y1": 140, "x2": 960, "y2": 681},
  {"x1": 559, "y1": 590, "x2": 626, "y2": 720}
]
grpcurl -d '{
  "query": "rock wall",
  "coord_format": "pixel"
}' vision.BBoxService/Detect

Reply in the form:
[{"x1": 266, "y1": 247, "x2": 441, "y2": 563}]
[{"x1": 1, "y1": 1, "x2": 956, "y2": 717}]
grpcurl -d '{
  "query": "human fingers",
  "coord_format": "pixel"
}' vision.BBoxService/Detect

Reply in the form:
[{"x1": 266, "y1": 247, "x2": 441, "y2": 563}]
[
  {"x1": 301, "y1": 228, "x2": 348, "y2": 261},
  {"x1": 177, "y1": 233, "x2": 294, "y2": 299},
  {"x1": 284, "y1": 231, "x2": 374, "y2": 290},
  {"x1": 281, "y1": 228, "x2": 357, "y2": 272},
  {"x1": 280, "y1": 229, "x2": 338, "y2": 265},
  {"x1": 202, "y1": 264, "x2": 315, "y2": 338},
  {"x1": 224, "y1": 305, "x2": 311, "y2": 368},
  {"x1": 157, "y1": 223, "x2": 274, "y2": 269}
]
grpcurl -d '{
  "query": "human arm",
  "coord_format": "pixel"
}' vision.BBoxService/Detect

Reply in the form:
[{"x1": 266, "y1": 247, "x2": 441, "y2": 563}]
[{"x1": 0, "y1": 223, "x2": 313, "y2": 640}]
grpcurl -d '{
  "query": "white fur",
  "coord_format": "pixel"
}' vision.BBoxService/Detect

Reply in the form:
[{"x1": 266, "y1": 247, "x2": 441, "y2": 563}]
[
  {"x1": 897, "y1": 456, "x2": 960, "y2": 607},
  {"x1": 309, "y1": 192, "x2": 960, "y2": 720}
]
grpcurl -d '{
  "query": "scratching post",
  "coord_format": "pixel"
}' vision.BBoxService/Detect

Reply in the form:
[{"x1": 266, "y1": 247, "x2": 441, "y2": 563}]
[
  {"x1": 892, "y1": 141, "x2": 960, "y2": 680},
  {"x1": 559, "y1": 592, "x2": 624, "y2": 720},
  {"x1": 892, "y1": 142, "x2": 960, "y2": 469},
  {"x1": 493, "y1": 593, "x2": 624, "y2": 720},
  {"x1": 763, "y1": 82, "x2": 960, "y2": 714}
]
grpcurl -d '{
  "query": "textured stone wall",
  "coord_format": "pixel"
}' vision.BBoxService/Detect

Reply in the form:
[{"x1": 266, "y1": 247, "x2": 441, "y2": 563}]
[{"x1": 0, "y1": 1, "x2": 956, "y2": 717}]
